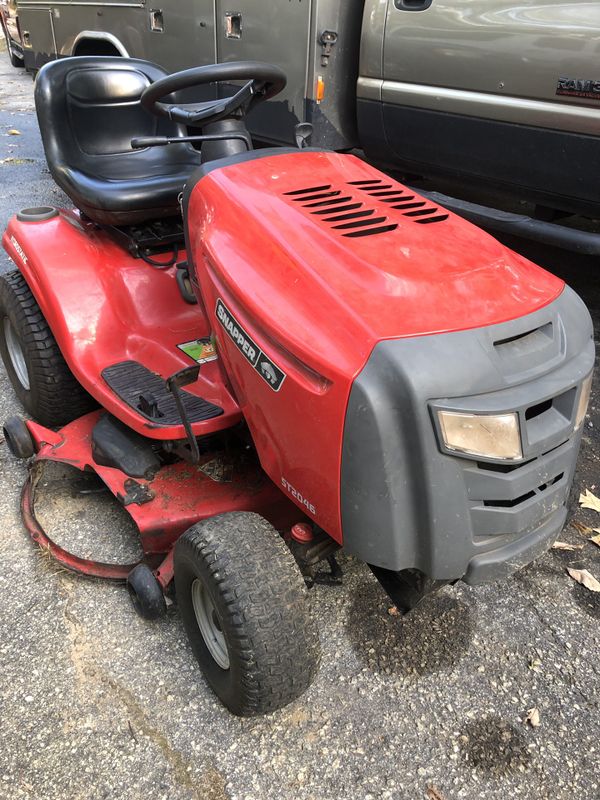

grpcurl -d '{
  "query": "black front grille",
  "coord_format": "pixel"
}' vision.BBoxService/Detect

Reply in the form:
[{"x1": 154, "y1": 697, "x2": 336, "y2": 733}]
[{"x1": 464, "y1": 439, "x2": 575, "y2": 541}]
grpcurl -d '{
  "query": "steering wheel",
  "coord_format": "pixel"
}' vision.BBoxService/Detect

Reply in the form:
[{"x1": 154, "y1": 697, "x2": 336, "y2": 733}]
[{"x1": 140, "y1": 61, "x2": 287, "y2": 126}]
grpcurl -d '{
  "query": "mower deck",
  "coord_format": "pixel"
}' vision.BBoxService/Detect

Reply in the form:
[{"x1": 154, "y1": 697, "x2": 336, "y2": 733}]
[{"x1": 23, "y1": 412, "x2": 301, "y2": 584}]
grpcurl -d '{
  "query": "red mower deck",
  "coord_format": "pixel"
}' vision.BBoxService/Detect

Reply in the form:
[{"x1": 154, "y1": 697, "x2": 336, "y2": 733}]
[{"x1": 22, "y1": 413, "x2": 302, "y2": 585}]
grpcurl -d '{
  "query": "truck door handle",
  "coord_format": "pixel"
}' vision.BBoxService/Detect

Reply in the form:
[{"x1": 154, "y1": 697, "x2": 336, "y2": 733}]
[{"x1": 394, "y1": 0, "x2": 433, "y2": 10}]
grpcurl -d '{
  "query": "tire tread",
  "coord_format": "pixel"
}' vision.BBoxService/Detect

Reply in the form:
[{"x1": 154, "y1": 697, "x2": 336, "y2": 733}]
[
  {"x1": 174, "y1": 512, "x2": 320, "y2": 716},
  {"x1": 0, "y1": 270, "x2": 95, "y2": 426}
]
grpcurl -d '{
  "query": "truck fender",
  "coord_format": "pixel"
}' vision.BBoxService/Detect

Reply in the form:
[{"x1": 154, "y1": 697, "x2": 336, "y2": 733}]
[{"x1": 71, "y1": 31, "x2": 129, "y2": 57}]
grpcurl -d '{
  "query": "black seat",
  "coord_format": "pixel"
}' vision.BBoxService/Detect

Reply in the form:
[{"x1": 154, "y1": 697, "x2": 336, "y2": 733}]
[{"x1": 34, "y1": 57, "x2": 203, "y2": 225}]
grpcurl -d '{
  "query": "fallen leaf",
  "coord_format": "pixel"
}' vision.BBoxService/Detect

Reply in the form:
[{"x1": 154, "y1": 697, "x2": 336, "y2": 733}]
[
  {"x1": 571, "y1": 520, "x2": 593, "y2": 536},
  {"x1": 552, "y1": 541, "x2": 584, "y2": 551},
  {"x1": 387, "y1": 605, "x2": 400, "y2": 617},
  {"x1": 7, "y1": 128, "x2": 20, "y2": 135},
  {"x1": 426, "y1": 786, "x2": 447, "y2": 800},
  {"x1": 590, "y1": 533, "x2": 600, "y2": 548},
  {"x1": 528, "y1": 658, "x2": 542, "y2": 671},
  {"x1": 579, "y1": 489, "x2": 600, "y2": 514},
  {"x1": 0, "y1": 157, "x2": 34, "y2": 165},
  {"x1": 526, "y1": 707, "x2": 541, "y2": 728},
  {"x1": 567, "y1": 568, "x2": 600, "y2": 593}
]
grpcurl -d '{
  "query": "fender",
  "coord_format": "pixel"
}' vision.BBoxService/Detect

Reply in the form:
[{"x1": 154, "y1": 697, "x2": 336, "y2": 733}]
[
  {"x1": 71, "y1": 31, "x2": 129, "y2": 57},
  {"x1": 2, "y1": 211, "x2": 241, "y2": 439}
]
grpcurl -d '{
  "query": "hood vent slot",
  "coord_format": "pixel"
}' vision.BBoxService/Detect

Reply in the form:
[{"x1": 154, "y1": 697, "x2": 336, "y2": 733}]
[
  {"x1": 284, "y1": 184, "x2": 332, "y2": 195},
  {"x1": 354, "y1": 179, "x2": 449, "y2": 224},
  {"x1": 284, "y1": 176, "x2": 449, "y2": 236},
  {"x1": 343, "y1": 224, "x2": 399, "y2": 238},
  {"x1": 290, "y1": 189, "x2": 342, "y2": 202},
  {"x1": 285, "y1": 183, "x2": 398, "y2": 237}
]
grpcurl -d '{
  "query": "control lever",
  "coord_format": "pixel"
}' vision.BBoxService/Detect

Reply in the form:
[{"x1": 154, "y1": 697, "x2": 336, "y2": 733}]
[
  {"x1": 131, "y1": 131, "x2": 252, "y2": 150},
  {"x1": 165, "y1": 365, "x2": 201, "y2": 464}
]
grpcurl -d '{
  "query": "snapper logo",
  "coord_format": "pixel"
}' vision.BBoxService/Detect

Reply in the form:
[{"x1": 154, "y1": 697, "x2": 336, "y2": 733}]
[{"x1": 215, "y1": 298, "x2": 286, "y2": 392}]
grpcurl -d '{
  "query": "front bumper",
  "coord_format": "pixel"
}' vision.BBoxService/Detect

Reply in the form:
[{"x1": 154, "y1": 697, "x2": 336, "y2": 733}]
[{"x1": 341, "y1": 286, "x2": 594, "y2": 584}]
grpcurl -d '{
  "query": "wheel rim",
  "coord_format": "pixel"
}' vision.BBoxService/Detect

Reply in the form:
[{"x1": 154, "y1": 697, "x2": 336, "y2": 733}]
[
  {"x1": 191, "y1": 578, "x2": 230, "y2": 670},
  {"x1": 4, "y1": 317, "x2": 30, "y2": 390}
]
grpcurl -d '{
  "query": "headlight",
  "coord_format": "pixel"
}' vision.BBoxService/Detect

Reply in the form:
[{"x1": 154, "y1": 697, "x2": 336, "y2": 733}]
[
  {"x1": 574, "y1": 374, "x2": 593, "y2": 431},
  {"x1": 437, "y1": 410, "x2": 522, "y2": 460}
]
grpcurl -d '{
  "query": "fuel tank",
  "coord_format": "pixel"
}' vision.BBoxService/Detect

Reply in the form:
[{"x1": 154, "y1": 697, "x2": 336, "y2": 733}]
[{"x1": 184, "y1": 150, "x2": 592, "y2": 579}]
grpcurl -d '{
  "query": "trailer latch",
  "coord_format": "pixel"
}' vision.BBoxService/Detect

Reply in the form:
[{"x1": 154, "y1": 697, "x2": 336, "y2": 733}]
[{"x1": 319, "y1": 30, "x2": 338, "y2": 68}]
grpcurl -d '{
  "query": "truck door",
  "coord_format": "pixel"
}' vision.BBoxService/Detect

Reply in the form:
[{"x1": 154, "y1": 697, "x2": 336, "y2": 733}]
[
  {"x1": 363, "y1": 0, "x2": 600, "y2": 215},
  {"x1": 214, "y1": 0, "x2": 312, "y2": 144},
  {"x1": 382, "y1": 0, "x2": 600, "y2": 122}
]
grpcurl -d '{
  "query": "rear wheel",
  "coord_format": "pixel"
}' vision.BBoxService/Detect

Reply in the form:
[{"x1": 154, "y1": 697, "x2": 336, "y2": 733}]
[
  {"x1": 174, "y1": 512, "x2": 321, "y2": 716},
  {"x1": 0, "y1": 271, "x2": 95, "y2": 427}
]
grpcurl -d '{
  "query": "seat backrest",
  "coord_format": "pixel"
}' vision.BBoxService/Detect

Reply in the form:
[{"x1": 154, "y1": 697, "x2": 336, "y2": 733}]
[{"x1": 34, "y1": 56, "x2": 184, "y2": 175}]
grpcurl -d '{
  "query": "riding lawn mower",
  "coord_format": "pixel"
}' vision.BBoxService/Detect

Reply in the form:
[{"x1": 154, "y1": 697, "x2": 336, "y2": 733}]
[{"x1": 0, "y1": 57, "x2": 594, "y2": 716}]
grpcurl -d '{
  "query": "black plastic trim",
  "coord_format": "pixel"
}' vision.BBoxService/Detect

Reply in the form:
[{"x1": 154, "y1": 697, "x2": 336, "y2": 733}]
[{"x1": 340, "y1": 288, "x2": 594, "y2": 582}]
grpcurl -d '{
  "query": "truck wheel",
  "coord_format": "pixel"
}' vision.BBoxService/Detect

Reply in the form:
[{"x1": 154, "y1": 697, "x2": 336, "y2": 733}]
[
  {"x1": 2, "y1": 27, "x2": 23, "y2": 68},
  {"x1": 127, "y1": 563, "x2": 167, "y2": 620},
  {"x1": 174, "y1": 512, "x2": 321, "y2": 716},
  {"x1": 0, "y1": 271, "x2": 95, "y2": 427}
]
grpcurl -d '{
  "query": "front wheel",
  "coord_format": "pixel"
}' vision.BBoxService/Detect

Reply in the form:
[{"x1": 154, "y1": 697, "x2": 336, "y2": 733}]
[{"x1": 174, "y1": 512, "x2": 321, "y2": 716}]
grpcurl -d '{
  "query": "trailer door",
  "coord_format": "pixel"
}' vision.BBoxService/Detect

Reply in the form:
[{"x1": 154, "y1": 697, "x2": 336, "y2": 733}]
[
  {"x1": 17, "y1": 5, "x2": 57, "y2": 67},
  {"x1": 147, "y1": 1, "x2": 216, "y2": 71}
]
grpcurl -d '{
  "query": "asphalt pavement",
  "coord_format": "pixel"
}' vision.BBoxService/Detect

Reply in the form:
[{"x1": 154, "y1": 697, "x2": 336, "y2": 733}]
[{"x1": 0, "y1": 49, "x2": 598, "y2": 800}]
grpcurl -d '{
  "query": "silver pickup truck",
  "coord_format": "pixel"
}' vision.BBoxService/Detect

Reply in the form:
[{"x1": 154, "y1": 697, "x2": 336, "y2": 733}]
[{"x1": 13, "y1": 0, "x2": 600, "y2": 250}]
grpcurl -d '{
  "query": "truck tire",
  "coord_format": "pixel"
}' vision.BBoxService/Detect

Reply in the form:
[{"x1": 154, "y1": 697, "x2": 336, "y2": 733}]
[
  {"x1": 0, "y1": 271, "x2": 95, "y2": 427},
  {"x1": 2, "y1": 26, "x2": 23, "y2": 68},
  {"x1": 174, "y1": 512, "x2": 321, "y2": 716}
]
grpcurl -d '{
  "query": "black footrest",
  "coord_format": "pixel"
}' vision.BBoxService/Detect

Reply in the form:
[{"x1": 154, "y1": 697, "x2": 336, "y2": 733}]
[{"x1": 102, "y1": 361, "x2": 223, "y2": 427}]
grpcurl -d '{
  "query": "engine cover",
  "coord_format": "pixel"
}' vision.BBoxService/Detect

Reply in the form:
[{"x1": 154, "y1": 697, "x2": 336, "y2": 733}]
[{"x1": 184, "y1": 149, "x2": 571, "y2": 549}]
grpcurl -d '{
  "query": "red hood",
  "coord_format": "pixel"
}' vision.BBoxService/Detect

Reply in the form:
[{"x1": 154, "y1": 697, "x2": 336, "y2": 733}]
[{"x1": 189, "y1": 150, "x2": 564, "y2": 379}]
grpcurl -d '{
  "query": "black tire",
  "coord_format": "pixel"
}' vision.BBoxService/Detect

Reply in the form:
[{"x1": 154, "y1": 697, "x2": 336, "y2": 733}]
[
  {"x1": 2, "y1": 27, "x2": 23, "y2": 68},
  {"x1": 0, "y1": 271, "x2": 95, "y2": 427},
  {"x1": 3, "y1": 415, "x2": 34, "y2": 458},
  {"x1": 127, "y1": 563, "x2": 167, "y2": 620},
  {"x1": 174, "y1": 512, "x2": 321, "y2": 716}
]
